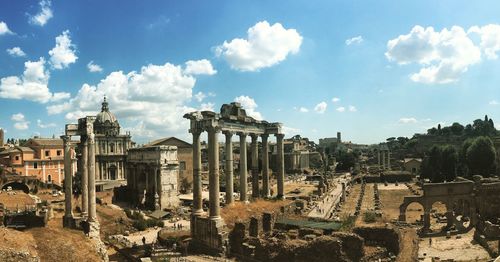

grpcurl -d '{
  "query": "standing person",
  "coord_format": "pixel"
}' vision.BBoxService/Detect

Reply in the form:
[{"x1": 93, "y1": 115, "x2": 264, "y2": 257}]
[{"x1": 142, "y1": 236, "x2": 146, "y2": 246}]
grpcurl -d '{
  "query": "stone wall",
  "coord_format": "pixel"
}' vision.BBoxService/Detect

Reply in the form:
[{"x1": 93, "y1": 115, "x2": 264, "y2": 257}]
[{"x1": 353, "y1": 226, "x2": 401, "y2": 255}]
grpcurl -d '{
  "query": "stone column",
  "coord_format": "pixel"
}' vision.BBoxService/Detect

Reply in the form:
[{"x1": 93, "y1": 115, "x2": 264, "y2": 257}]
[
  {"x1": 154, "y1": 167, "x2": 160, "y2": 210},
  {"x1": 276, "y1": 134, "x2": 285, "y2": 199},
  {"x1": 88, "y1": 133, "x2": 97, "y2": 222},
  {"x1": 81, "y1": 137, "x2": 88, "y2": 217},
  {"x1": 382, "y1": 150, "x2": 386, "y2": 170},
  {"x1": 62, "y1": 135, "x2": 73, "y2": 227},
  {"x1": 377, "y1": 150, "x2": 381, "y2": 169},
  {"x1": 224, "y1": 131, "x2": 234, "y2": 205},
  {"x1": 250, "y1": 134, "x2": 259, "y2": 199},
  {"x1": 261, "y1": 134, "x2": 270, "y2": 198},
  {"x1": 387, "y1": 151, "x2": 391, "y2": 170},
  {"x1": 191, "y1": 130, "x2": 203, "y2": 216},
  {"x1": 239, "y1": 132, "x2": 248, "y2": 202},
  {"x1": 208, "y1": 127, "x2": 220, "y2": 219}
]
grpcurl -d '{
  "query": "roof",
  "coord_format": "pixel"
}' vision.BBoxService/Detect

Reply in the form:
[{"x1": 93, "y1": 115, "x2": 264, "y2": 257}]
[
  {"x1": 404, "y1": 158, "x2": 422, "y2": 163},
  {"x1": 29, "y1": 138, "x2": 63, "y2": 146},
  {"x1": 148, "y1": 210, "x2": 171, "y2": 219},
  {"x1": 0, "y1": 146, "x2": 34, "y2": 155},
  {"x1": 148, "y1": 137, "x2": 192, "y2": 148}
]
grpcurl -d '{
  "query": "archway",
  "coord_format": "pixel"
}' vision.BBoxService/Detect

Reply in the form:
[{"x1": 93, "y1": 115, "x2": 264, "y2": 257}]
[
  {"x1": 430, "y1": 201, "x2": 448, "y2": 231},
  {"x1": 109, "y1": 165, "x2": 117, "y2": 180},
  {"x1": 406, "y1": 202, "x2": 425, "y2": 224},
  {"x1": 2, "y1": 182, "x2": 30, "y2": 194}
]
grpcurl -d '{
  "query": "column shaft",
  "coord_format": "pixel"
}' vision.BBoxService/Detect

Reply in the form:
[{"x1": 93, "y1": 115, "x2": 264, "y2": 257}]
[
  {"x1": 261, "y1": 135, "x2": 270, "y2": 198},
  {"x1": 276, "y1": 134, "x2": 285, "y2": 199},
  {"x1": 192, "y1": 131, "x2": 203, "y2": 216},
  {"x1": 239, "y1": 133, "x2": 248, "y2": 202},
  {"x1": 250, "y1": 134, "x2": 259, "y2": 198},
  {"x1": 382, "y1": 151, "x2": 386, "y2": 170},
  {"x1": 224, "y1": 132, "x2": 234, "y2": 205},
  {"x1": 62, "y1": 135, "x2": 73, "y2": 218},
  {"x1": 208, "y1": 128, "x2": 220, "y2": 219},
  {"x1": 88, "y1": 133, "x2": 97, "y2": 222},
  {"x1": 81, "y1": 138, "x2": 88, "y2": 216}
]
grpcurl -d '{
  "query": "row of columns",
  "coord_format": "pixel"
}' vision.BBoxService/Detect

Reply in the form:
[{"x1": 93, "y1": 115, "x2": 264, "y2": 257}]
[
  {"x1": 62, "y1": 131, "x2": 98, "y2": 227},
  {"x1": 191, "y1": 128, "x2": 285, "y2": 220},
  {"x1": 377, "y1": 150, "x2": 391, "y2": 170}
]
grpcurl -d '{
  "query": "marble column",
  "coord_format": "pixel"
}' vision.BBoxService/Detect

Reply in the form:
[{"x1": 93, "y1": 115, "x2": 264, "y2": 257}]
[
  {"x1": 191, "y1": 130, "x2": 203, "y2": 216},
  {"x1": 261, "y1": 134, "x2": 270, "y2": 198},
  {"x1": 88, "y1": 133, "x2": 97, "y2": 222},
  {"x1": 276, "y1": 134, "x2": 285, "y2": 199},
  {"x1": 239, "y1": 132, "x2": 248, "y2": 202},
  {"x1": 250, "y1": 134, "x2": 259, "y2": 198},
  {"x1": 224, "y1": 131, "x2": 234, "y2": 205},
  {"x1": 382, "y1": 150, "x2": 386, "y2": 170},
  {"x1": 154, "y1": 167, "x2": 160, "y2": 210},
  {"x1": 81, "y1": 137, "x2": 88, "y2": 217},
  {"x1": 62, "y1": 135, "x2": 73, "y2": 226},
  {"x1": 377, "y1": 150, "x2": 381, "y2": 169},
  {"x1": 208, "y1": 127, "x2": 220, "y2": 219},
  {"x1": 387, "y1": 151, "x2": 391, "y2": 170}
]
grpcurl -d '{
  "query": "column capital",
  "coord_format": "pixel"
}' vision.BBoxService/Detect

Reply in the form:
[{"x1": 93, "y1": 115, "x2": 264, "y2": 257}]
[
  {"x1": 250, "y1": 133, "x2": 259, "y2": 141},
  {"x1": 260, "y1": 134, "x2": 269, "y2": 139},
  {"x1": 189, "y1": 128, "x2": 203, "y2": 135},
  {"x1": 60, "y1": 135, "x2": 70, "y2": 142},
  {"x1": 275, "y1": 133, "x2": 285, "y2": 139},
  {"x1": 207, "y1": 125, "x2": 221, "y2": 134},
  {"x1": 222, "y1": 130, "x2": 234, "y2": 137},
  {"x1": 237, "y1": 132, "x2": 247, "y2": 138}
]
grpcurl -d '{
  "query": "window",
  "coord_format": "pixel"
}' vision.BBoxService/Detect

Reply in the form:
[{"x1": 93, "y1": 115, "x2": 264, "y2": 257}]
[
  {"x1": 47, "y1": 175, "x2": 52, "y2": 182},
  {"x1": 57, "y1": 150, "x2": 61, "y2": 156},
  {"x1": 15, "y1": 156, "x2": 19, "y2": 161},
  {"x1": 180, "y1": 161, "x2": 186, "y2": 170},
  {"x1": 34, "y1": 162, "x2": 38, "y2": 169},
  {"x1": 45, "y1": 150, "x2": 50, "y2": 157},
  {"x1": 110, "y1": 143, "x2": 115, "y2": 153}
]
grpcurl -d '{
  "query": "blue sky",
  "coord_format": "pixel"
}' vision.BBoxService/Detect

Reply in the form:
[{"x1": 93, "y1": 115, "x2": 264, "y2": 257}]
[{"x1": 1, "y1": 0, "x2": 500, "y2": 144}]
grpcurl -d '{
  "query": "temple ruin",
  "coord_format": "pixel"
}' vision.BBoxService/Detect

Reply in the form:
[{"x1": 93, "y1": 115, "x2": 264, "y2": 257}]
[{"x1": 183, "y1": 102, "x2": 284, "y2": 253}]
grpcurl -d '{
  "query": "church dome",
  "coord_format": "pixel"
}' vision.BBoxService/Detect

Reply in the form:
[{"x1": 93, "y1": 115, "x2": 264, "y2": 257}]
[
  {"x1": 94, "y1": 97, "x2": 120, "y2": 136},
  {"x1": 95, "y1": 97, "x2": 118, "y2": 124}
]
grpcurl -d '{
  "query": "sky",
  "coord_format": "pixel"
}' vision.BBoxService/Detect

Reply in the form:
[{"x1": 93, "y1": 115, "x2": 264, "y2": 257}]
[{"x1": 1, "y1": 1, "x2": 500, "y2": 145}]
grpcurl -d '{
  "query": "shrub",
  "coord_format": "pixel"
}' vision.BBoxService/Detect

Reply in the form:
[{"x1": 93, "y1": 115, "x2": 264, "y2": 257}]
[
  {"x1": 363, "y1": 211, "x2": 377, "y2": 223},
  {"x1": 133, "y1": 219, "x2": 147, "y2": 231}
]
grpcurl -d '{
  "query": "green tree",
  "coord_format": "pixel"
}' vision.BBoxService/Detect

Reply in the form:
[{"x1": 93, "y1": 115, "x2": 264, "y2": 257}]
[
  {"x1": 450, "y1": 122, "x2": 464, "y2": 136},
  {"x1": 440, "y1": 145, "x2": 458, "y2": 181},
  {"x1": 466, "y1": 136, "x2": 496, "y2": 177},
  {"x1": 421, "y1": 146, "x2": 444, "y2": 182}
]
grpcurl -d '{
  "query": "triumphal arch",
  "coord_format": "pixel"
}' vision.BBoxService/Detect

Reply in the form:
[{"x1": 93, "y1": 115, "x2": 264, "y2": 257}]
[{"x1": 184, "y1": 102, "x2": 284, "y2": 253}]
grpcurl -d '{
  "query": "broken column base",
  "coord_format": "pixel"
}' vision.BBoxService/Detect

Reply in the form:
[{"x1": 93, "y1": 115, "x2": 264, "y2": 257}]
[
  {"x1": 88, "y1": 221, "x2": 101, "y2": 239},
  {"x1": 190, "y1": 215, "x2": 228, "y2": 256},
  {"x1": 62, "y1": 215, "x2": 76, "y2": 228}
]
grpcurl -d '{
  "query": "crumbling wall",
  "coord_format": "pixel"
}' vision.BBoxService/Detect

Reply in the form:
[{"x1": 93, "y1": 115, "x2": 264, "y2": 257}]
[{"x1": 353, "y1": 226, "x2": 400, "y2": 255}]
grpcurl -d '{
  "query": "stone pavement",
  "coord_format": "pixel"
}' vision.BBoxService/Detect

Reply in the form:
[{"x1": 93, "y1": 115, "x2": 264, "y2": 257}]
[{"x1": 308, "y1": 174, "x2": 351, "y2": 219}]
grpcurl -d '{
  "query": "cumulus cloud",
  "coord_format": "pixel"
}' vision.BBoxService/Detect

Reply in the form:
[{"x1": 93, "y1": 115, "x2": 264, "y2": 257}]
[
  {"x1": 0, "y1": 57, "x2": 70, "y2": 103},
  {"x1": 299, "y1": 107, "x2": 309, "y2": 113},
  {"x1": 49, "y1": 30, "x2": 78, "y2": 69},
  {"x1": 0, "y1": 21, "x2": 13, "y2": 35},
  {"x1": 314, "y1": 102, "x2": 327, "y2": 114},
  {"x1": 345, "y1": 36, "x2": 363, "y2": 45},
  {"x1": 48, "y1": 61, "x2": 215, "y2": 140},
  {"x1": 11, "y1": 113, "x2": 29, "y2": 130},
  {"x1": 29, "y1": 0, "x2": 53, "y2": 26},
  {"x1": 215, "y1": 21, "x2": 302, "y2": 71},
  {"x1": 183, "y1": 59, "x2": 217, "y2": 75},
  {"x1": 234, "y1": 95, "x2": 263, "y2": 120},
  {"x1": 469, "y1": 24, "x2": 500, "y2": 59},
  {"x1": 194, "y1": 92, "x2": 206, "y2": 102},
  {"x1": 282, "y1": 126, "x2": 301, "y2": 136},
  {"x1": 398, "y1": 117, "x2": 418, "y2": 124},
  {"x1": 87, "y1": 61, "x2": 103, "y2": 73},
  {"x1": 332, "y1": 97, "x2": 340, "y2": 103},
  {"x1": 37, "y1": 119, "x2": 56, "y2": 128},
  {"x1": 348, "y1": 105, "x2": 357, "y2": 112},
  {"x1": 6, "y1": 47, "x2": 26, "y2": 57},
  {"x1": 386, "y1": 25, "x2": 481, "y2": 84},
  {"x1": 336, "y1": 106, "x2": 345, "y2": 112}
]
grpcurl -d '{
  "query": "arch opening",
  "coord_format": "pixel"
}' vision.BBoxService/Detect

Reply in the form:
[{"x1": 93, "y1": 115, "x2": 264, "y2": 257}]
[{"x1": 2, "y1": 182, "x2": 30, "y2": 194}]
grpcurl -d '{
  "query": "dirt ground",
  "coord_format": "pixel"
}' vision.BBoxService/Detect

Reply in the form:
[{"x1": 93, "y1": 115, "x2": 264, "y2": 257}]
[
  {"x1": 0, "y1": 190, "x2": 36, "y2": 209},
  {"x1": 339, "y1": 183, "x2": 361, "y2": 218},
  {"x1": 418, "y1": 230, "x2": 491, "y2": 261},
  {"x1": 221, "y1": 199, "x2": 291, "y2": 229}
]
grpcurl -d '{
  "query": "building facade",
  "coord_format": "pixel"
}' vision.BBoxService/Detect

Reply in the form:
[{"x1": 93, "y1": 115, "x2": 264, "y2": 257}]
[
  {"x1": 85, "y1": 98, "x2": 133, "y2": 191},
  {"x1": 0, "y1": 138, "x2": 77, "y2": 186}
]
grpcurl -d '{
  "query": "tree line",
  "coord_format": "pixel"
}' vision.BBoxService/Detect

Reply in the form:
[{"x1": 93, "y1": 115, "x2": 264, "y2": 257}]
[{"x1": 421, "y1": 136, "x2": 497, "y2": 182}]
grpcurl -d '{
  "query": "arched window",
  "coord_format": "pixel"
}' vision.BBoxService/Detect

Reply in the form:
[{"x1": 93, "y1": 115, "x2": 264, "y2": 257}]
[
  {"x1": 110, "y1": 143, "x2": 115, "y2": 153},
  {"x1": 48, "y1": 175, "x2": 52, "y2": 182}
]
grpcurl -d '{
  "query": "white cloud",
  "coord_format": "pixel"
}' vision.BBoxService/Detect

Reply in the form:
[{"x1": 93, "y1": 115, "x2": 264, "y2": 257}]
[
  {"x1": 299, "y1": 107, "x2": 309, "y2": 113},
  {"x1": 336, "y1": 106, "x2": 345, "y2": 112},
  {"x1": 282, "y1": 126, "x2": 301, "y2": 136},
  {"x1": 183, "y1": 59, "x2": 217, "y2": 75},
  {"x1": 234, "y1": 95, "x2": 263, "y2": 120},
  {"x1": 332, "y1": 97, "x2": 340, "y2": 103},
  {"x1": 215, "y1": 21, "x2": 302, "y2": 72},
  {"x1": 348, "y1": 105, "x2": 357, "y2": 112},
  {"x1": 469, "y1": 24, "x2": 500, "y2": 59},
  {"x1": 6, "y1": 47, "x2": 26, "y2": 57},
  {"x1": 0, "y1": 21, "x2": 13, "y2": 35},
  {"x1": 29, "y1": 0, "x2": 53, "y2": 26},
  {"x1": 48, "y1": 61, "x2": 215, "y2": 140},
  {"x1": 11, "y1": 113, "x2": 25, "y2": 122},
  {"x1": 345, "y1": 35, "x2": 363, "y2": 46},
  {"x1": 314, "y1": 102, "x2": 327, "y2": 114},
  {"x1": 87, "y1": 61, "x2": 103, "y2": 73},
  {"x1": 489, "y1": 100, "x2": 499, "y2": 105},
  {"x1": 11, "y1": 113, "x2": 29, "y2": 130},
  {"x1": 49, "y1": 30, "x2": 78, "y2": 69},
  {"x1": 37, "y1": 119, "x2": 56, "y2": 128},
  {"x1": 200, "y1": 102, "x2": 215, "y2": 111},
  {"x1": 194, "y1": 92, "x2": 206, "y2": 102},
  {"x1": 398, "y1": 117, "x2": 418, "y2": 124},
  {"x1": 386, "y1": 25, "x2": 481, "y2": 84},
  {"x1": 0, "y1": 57, "x2": 70, "y2": 103}
]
